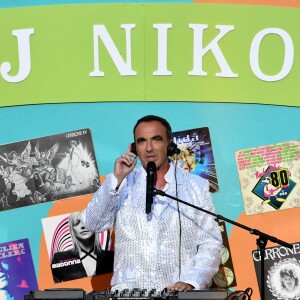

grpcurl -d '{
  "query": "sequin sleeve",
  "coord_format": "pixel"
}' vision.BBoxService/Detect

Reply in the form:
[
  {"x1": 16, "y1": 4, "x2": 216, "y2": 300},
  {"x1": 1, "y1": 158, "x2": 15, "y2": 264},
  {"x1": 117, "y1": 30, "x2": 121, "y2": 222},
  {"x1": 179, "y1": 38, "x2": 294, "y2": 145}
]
[{"x1": 81, "y1": 173, "x2": 126, "y2": 233}]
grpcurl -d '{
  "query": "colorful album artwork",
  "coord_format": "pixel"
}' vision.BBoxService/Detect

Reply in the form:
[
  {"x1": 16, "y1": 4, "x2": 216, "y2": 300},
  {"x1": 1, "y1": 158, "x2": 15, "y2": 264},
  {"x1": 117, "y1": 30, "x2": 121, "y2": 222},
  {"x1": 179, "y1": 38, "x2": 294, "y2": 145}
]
[
  {"x1": 235, "y1": 140, "x2": 300, "y2": 215},
  {"x1": 0, "y1": 238, "x2": 38, "y2": 300},
  {"x1": 171, "y1": 127, "x2": 219, "y2": 193},
  {"x1": 211, "y1": 221, "x2": 237, "y2": 289},
  {"x1": 252, "y1": 241, "x2": 300, "y2": 300},
  {"x1": 42, "y1": 212, "x2": 114, "y2": 283},
  {"x1": 0, "y1": 129, "x2": 101, "y2": 212}
]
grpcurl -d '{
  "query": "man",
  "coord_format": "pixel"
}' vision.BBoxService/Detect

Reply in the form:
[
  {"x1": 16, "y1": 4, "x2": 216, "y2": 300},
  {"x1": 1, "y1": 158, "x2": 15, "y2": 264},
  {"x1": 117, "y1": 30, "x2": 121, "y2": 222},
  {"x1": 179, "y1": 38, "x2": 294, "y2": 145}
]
[{"x1": 81, "y1": 115, "x2": 222, "y2": 292}]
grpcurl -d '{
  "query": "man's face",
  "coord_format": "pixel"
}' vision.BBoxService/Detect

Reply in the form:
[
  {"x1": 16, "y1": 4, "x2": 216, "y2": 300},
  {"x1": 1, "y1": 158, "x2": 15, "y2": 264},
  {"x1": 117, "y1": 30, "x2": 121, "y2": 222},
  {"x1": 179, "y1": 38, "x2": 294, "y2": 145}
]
[{"x1": 134, "y1": 120, "x2": 170, "y2": 171}]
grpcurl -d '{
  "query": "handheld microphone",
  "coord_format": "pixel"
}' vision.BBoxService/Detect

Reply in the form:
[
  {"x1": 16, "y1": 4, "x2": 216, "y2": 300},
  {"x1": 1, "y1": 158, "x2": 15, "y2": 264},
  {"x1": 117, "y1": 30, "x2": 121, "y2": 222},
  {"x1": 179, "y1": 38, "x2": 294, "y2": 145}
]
[{"x1": 146, "y1": 161, "x2": 156, "y2": 214}]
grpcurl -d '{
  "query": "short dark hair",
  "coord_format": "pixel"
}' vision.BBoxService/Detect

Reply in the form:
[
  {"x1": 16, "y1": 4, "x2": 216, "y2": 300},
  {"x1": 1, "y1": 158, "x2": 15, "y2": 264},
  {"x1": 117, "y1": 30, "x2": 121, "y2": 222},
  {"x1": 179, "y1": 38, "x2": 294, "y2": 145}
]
[{"x1": 133, "y1": 115, "x2": 172, "y2": 140}]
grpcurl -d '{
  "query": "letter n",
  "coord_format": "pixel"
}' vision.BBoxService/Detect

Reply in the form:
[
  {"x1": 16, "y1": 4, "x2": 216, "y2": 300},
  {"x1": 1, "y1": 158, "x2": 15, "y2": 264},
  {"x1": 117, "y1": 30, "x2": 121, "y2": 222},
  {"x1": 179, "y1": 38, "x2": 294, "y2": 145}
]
[{"x1": 90, "y1": 24, "x2": 137, "y2": 76}]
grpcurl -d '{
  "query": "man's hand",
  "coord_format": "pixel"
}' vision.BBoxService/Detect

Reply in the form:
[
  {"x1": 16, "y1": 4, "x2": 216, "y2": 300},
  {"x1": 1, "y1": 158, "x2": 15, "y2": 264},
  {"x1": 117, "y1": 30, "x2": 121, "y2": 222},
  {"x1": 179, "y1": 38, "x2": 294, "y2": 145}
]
[
  {"x1": 113, "y1": 144, "x2": 138, "y2": 186},
  {"x1": 167, "y1": 281, "x2": 194, "y2": 292}
]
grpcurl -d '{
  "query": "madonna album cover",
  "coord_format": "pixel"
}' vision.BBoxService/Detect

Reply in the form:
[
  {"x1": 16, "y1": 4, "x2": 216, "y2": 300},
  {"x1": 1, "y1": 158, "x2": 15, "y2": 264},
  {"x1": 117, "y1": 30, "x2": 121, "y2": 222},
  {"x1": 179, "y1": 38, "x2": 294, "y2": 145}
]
[{"x1": 42, "y1": 212, "x2": 114, "y2": 283}]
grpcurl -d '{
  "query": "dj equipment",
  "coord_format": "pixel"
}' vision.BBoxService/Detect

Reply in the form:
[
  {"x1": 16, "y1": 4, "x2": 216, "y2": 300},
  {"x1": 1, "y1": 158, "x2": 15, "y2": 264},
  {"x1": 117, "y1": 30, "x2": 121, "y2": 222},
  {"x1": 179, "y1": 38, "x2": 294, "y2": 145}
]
[
  {"x1": 25, "y1": 288, "x2": 228, "y2": 300},
  {"x1": 24, "y1": 288, "x2": 86, "y2": 300},
  {"x1": 86, "y1": 289, "x2": 228, "y2": 300}
]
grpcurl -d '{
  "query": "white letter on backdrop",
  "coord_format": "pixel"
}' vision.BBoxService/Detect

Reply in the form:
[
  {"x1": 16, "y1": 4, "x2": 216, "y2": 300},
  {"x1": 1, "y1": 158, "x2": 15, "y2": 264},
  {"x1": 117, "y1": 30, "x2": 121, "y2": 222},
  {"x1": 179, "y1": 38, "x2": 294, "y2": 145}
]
[
  {"x1": 90, "y1": 24, "x2": 137, "y2": 77},
  {"x1": 188, "y1": 24, "x2": 238, "y2": 77},
  {"x1": 250, "y1": 28, "x2": 294, "y2": 82},
  {"x1": 153, "y1": 24, "x2": 172, "y2": 76},
  {"x1": 0, "y1": 28, "x2": 34, "y2": 83}
]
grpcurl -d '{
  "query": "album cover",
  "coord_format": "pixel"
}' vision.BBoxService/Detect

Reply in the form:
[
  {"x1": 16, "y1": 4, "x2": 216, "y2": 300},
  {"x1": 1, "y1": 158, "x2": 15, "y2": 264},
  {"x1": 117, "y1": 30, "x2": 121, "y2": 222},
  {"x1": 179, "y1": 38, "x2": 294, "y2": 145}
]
[
  {"x1": 252, "y1": 241, "x2": 300, "y2": 300},
  {"x1": 171, "y1": 127, "x2": 219, "y2": 193},
  {"x1": 235, "y1": 140, "x2": 300, "y2": 215},
  {"x1": 211, "y1": 221, "x2": 237, "y2": 289},
  {"x1": 0, "y1": 129, "x2": 101, "y2": 212},
  {"x1": 42, "y1": 212, "x2": 114, "y2": 283},
  {"x1": 0, "y1": 238, "x2": 38, "y2": 299}
]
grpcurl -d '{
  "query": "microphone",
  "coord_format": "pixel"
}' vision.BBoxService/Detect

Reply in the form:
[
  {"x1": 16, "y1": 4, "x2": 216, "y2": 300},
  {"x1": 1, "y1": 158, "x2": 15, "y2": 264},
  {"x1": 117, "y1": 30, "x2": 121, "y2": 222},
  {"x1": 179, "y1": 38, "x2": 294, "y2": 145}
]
[{"x1": 146, "y1": 161, "x2": 156, "y2": 214}]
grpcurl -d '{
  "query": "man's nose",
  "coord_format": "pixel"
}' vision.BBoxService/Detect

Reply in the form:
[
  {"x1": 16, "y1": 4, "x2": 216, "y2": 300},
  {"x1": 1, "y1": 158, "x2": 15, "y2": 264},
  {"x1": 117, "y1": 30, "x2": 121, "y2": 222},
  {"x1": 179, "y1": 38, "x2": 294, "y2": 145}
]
[{"x1": 146, "y1": 141, "x2": 154, "y2": 152}]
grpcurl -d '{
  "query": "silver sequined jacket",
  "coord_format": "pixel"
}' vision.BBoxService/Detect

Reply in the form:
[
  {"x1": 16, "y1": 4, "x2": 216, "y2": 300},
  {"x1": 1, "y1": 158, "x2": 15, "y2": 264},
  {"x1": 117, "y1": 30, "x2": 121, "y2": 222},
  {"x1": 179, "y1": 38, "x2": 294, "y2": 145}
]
[{"x1": 81, "y1": 163, "x2": 222, "y2": 291}]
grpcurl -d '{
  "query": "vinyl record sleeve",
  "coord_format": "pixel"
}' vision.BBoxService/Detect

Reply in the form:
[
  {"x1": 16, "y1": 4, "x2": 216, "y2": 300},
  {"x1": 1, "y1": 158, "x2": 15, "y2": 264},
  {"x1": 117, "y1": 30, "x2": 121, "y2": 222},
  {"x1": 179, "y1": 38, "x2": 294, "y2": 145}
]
[
  {"x1": 0, "y1": 238, "x2": 38, "y2": 300},
  {"x1": 235, "y1": 140, "x2": 300, "y2": 215},
  {"x1": 0, "y1": 128, "x2": 100, "y2": 212},
  {"x1": 252, "y1": 241, "x2": 300, "y2": 300},
  {"x1": 171, "y1": 127, "x2": 219, "y2": 193},
  {"x1": 42, "y1": 212, "x2": 114, "y2": 283}
]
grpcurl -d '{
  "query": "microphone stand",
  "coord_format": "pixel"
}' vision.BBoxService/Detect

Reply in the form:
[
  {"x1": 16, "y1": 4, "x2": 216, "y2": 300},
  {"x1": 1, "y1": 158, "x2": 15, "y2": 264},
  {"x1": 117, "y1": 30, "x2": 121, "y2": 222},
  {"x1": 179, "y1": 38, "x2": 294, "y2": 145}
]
[{"x1": 152, "y1": 188, "x2": 293, "y2": 300}]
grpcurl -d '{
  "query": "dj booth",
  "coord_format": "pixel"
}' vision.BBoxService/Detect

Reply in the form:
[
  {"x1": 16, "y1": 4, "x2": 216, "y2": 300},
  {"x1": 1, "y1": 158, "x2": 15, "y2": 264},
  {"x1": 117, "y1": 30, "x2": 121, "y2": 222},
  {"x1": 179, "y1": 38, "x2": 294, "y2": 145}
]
[{"x1": 24, "y1": 288, "x2": 229, "y2": 300}]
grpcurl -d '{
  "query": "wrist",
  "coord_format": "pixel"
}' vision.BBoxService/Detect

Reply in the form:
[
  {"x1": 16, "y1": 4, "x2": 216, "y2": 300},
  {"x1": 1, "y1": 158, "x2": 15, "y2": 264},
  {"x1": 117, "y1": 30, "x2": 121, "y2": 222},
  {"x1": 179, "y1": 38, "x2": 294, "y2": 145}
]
[{"x1": 112, "y1": 173, "x2": 125, "y2": 189}]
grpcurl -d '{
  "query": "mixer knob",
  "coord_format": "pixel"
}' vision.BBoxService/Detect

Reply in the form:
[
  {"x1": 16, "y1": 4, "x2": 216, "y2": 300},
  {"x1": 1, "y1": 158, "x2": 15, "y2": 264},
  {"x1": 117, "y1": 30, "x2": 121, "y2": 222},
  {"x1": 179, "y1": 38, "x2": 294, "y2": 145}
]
[
  {"x1": 141, "y1": 289, "x2": 148, "y2": 297},
  {"x1": 121, "y1": 289, "x2": 130, "y2": 297},
  {"x1": 149, "y1": 289, "x2": 157, "y2": 297},
  {"x1": 161, "y1": 288, "x2": 168, "y2": 297},
  {"x1": 113, "y1": 290, "x2": 120, "y2": 297},
  {"x1": 131, "y1": 288, "x2": 142, "y2": 297}
]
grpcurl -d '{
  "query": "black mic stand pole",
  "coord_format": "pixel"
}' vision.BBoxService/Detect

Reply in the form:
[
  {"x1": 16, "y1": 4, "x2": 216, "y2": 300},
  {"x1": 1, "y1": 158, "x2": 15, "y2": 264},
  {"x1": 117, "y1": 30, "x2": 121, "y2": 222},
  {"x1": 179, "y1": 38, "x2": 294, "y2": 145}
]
[{"x1": 152, "y1": 188, "x2": 293, "y2": 300}]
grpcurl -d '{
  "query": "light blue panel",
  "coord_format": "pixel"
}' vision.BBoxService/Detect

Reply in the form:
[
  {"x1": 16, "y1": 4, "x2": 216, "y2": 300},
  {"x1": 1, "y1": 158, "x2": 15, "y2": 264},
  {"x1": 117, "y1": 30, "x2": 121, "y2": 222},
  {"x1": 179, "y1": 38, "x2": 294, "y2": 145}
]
[
  {"x1": 0, "y1": 102, "x2": 299, "y2": 270},
  {"x1": 0, "y1": 202, "x2": 53, "y2": 268},
  {"x1": 0, "y1": 0, "x2": 192, "y2": 9}
]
